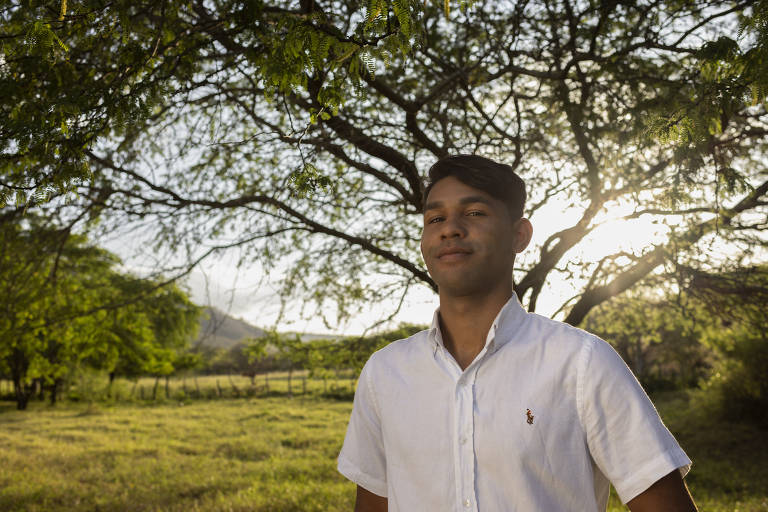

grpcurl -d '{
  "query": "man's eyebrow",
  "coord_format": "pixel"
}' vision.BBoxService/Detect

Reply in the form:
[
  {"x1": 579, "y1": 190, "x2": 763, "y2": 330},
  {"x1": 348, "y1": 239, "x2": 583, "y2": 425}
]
[
  {"x1": 424, "y1": 196, "x2": 493, "y2": 211},
  {"x1": 460, "y1": 195, "x2": 493, "y2": 206}
]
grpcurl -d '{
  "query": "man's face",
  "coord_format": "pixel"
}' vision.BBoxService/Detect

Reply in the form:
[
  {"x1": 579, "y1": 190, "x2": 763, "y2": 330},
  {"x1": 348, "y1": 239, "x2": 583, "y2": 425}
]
[{"x1": 420, "y1": 176, "x2": 530, "y2": 298}]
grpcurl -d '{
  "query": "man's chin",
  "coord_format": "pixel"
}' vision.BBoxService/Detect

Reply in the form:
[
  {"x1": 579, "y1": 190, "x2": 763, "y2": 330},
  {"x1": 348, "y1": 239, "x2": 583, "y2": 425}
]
[{"x1": 436, "y1": 279, "x2": 487, "y2": 298}]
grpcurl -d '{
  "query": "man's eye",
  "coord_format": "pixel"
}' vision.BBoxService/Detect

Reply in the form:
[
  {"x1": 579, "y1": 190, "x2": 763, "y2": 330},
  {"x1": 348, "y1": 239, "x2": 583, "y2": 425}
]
[
  {"x1": 427, "y1": 216, "x2": 444, "y2": 224},
  {"x1": 467, "y1": 210, "x2": 485, "y2": 216}
]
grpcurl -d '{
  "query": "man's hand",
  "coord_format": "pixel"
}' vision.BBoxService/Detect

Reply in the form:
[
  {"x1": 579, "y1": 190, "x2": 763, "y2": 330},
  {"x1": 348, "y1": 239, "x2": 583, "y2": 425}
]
[
  {"x1": 354, "y1": 485, "x2": 387, "y2": 512},
  {"x1": 627, "y1": 470, "x2": 697, "y2": 512}
]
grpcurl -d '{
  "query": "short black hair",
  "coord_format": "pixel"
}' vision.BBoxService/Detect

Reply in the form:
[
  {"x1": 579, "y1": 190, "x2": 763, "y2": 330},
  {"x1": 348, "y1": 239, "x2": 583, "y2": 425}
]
[{"x1": 423, "y1": 154, "x2": 526, "y2": 220}]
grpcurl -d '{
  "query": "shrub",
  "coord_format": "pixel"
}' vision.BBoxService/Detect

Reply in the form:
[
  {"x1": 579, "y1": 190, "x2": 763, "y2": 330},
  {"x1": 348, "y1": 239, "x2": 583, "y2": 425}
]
[{"x1": 703, "y1": 330, "x2": 768, "y2": 426}]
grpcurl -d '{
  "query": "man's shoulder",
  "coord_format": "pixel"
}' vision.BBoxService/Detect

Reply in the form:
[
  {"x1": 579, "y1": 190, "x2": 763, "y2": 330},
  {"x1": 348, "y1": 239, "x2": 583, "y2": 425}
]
[
  {"x1": 365, "y1": 328, "x2": 431, "y2": 367},
  {"x1": 523, "y1": 310, "x2": 601, "y2": 347},
  {"x1": 373, "y1": 328, "x2": 431, "y2": 356},
  {"x1": 521, "y1": 312, "x2": 630, "y2": 375}
]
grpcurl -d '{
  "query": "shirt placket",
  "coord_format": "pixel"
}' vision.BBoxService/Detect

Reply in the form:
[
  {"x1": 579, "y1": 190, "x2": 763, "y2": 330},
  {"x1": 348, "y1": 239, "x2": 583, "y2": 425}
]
[{"x1": 455, "y1": 365, "x2": 479, "y2": 512}]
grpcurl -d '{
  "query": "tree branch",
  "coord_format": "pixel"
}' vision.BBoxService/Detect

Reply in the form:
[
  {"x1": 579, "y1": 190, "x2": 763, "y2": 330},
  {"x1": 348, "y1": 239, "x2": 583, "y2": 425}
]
[{"x1": 564, "y1": 177, "x2": 768, "y2": 325}]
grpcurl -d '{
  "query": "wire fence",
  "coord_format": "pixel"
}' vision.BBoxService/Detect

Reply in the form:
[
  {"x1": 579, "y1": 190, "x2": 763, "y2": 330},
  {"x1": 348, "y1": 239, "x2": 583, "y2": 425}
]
[{"x1": 0, "y1": 370, "x2": 358, "y2": 405}]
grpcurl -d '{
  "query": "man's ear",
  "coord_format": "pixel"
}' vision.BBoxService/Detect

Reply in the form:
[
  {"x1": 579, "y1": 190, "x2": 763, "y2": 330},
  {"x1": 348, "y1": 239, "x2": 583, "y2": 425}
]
[{"x1": 513, "y1": 218, "x2": 533, "y2": 253}]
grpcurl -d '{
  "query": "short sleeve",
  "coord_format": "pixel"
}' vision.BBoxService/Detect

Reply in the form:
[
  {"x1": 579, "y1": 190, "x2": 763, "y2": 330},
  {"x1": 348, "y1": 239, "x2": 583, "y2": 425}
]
[
  {"x1": 578, "y1": 336, "x2": 691, "y2": 504},
  {"x1": 337, "y1": 357, "x2": 388, "y2": 497}
]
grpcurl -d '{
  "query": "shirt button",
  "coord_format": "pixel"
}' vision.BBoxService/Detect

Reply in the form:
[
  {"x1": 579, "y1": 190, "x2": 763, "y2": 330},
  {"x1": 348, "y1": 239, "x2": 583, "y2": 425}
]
[
  {"x1": 463, "y1": 498, "x2": 471, "y2": 507},
  {"x1": 460, "y1": 437, "x2": 467, "y2": 444}
]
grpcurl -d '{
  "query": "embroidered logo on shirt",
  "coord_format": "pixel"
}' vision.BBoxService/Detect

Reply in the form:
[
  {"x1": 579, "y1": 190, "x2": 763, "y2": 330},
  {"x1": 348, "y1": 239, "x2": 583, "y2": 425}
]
[{"x1": 526, "y1": 408, "x2": 534, "y2": 425}]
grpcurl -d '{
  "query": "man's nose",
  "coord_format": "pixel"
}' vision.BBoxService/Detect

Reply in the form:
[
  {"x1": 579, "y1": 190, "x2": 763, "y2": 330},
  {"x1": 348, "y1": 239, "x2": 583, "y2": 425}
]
[{"x1": 440, "y1": 215, "x2": 466, "y2": 239}]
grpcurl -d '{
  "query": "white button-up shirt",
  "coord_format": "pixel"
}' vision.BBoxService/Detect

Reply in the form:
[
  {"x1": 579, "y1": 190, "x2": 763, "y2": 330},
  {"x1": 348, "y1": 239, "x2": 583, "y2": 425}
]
[{"x1": 338, "y1": 294, "x2": 691, "y2": 511}]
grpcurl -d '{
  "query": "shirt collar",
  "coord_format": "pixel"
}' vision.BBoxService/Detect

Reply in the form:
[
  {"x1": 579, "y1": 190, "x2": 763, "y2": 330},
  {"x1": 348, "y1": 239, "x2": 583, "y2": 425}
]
[{"x1": 428, "y1": 292, "x2": 527, "y2": 354}]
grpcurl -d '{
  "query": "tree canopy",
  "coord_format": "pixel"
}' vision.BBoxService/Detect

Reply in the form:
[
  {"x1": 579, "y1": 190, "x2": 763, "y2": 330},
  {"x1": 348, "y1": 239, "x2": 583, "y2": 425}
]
[
  {"x1": 0, "y1": 215, "x2": 200, "y2": 409},
  {"x1": 2, "y1": 0, "x2": 767, "y2": 328}
]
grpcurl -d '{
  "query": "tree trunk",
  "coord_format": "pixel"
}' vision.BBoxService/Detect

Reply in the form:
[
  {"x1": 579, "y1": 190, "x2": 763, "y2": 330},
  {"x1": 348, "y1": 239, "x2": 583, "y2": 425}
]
[
  {"x1": 35, "y1": 378, "x2": 44, "y2": 401},
  {"x1": 49, "y1": 379, "x2": 59, "y2": 406},
  {"x1": 152, "y1": 377, "x2": 160, "y2": 400},
  {"x1": 165, "y1": 376, "x2": 170, "y2": 398},
  {"x1": 107, "y1": 372, "x2": 116, "y2": 398},
  {"x1": 13, "y1": 377, "x2": 30, "y2": 410},
  {"x1": 11, "y1": 357, "x2": 31, "y2": 410},
  {"x1": 634, "y1": 338, "x2": 645, "y2": 379}
]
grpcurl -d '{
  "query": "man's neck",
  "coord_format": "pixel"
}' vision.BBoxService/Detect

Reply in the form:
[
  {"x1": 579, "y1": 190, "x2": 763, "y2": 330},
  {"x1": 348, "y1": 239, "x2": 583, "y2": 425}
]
[{"x1": 438, "y1": 288, "x2": 513, "y2": 371}]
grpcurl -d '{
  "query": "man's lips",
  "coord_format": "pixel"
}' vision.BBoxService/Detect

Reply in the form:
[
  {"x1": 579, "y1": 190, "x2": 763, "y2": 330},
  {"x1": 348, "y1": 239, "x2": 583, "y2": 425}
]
[{"x1": 436, "y1": 246, "x2": 473, "y2": 259}]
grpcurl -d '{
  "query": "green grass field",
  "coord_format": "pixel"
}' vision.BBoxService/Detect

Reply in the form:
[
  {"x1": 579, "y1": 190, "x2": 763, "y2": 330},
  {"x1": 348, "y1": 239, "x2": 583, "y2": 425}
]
[{"x1": 0, "y1": 388, "x2": 766, "y2": 511}]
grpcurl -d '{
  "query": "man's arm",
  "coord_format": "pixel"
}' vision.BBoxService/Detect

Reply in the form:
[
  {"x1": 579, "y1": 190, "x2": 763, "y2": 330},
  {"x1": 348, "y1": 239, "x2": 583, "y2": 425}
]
[
  {"x1": 627, "y1": 470, "x2": 697, "y2": 512},
  {"x1": 354, "y1": 485, "x2": 387, "y2": 512}
]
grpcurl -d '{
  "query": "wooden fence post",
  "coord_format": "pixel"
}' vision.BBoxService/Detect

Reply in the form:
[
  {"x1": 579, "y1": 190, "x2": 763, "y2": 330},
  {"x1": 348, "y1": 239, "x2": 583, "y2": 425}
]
[
  {"x1": 287, "y1": 368, "x2": 293, "y2": 398},
  {"x1": 228, "y1": 375, "x2": 240, "y2": 397}
]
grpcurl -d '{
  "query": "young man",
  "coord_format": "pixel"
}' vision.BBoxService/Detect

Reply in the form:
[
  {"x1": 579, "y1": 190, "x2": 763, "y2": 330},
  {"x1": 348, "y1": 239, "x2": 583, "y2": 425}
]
[{"x1": 338, "y1": 155, "x2": 697, "y2": 511}]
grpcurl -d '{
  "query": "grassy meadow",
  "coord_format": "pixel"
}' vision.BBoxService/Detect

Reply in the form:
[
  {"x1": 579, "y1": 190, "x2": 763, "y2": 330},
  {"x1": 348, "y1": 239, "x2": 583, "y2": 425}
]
[
  {"x1": 0, "y1": 383, "x2": 766, "y2": 511},
  {"x1": 0, "y1": 396, "x2": 354, "y2": 512}
]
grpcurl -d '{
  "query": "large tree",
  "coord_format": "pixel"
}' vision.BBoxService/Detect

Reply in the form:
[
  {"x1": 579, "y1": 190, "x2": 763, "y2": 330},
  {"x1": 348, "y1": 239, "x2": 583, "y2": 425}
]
[
  {"x1": 2, "y1": 1, "x2": 767, "y2": 328},
  {"x1": 0, "y1": 214, "x2": 200, "y2": 409},
  {"x1": 0, "y1": 214, "x2": 120, "y2": 408}
]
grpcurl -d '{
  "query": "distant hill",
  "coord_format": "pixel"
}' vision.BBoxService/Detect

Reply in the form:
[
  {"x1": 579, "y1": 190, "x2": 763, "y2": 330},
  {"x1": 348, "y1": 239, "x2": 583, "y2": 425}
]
[
  {"x1": 194, "y1": 307, "x2": 266, "y2": 350},
  {"x1": 192, "y1": 307, "x2": 344, "y2": 351}
]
